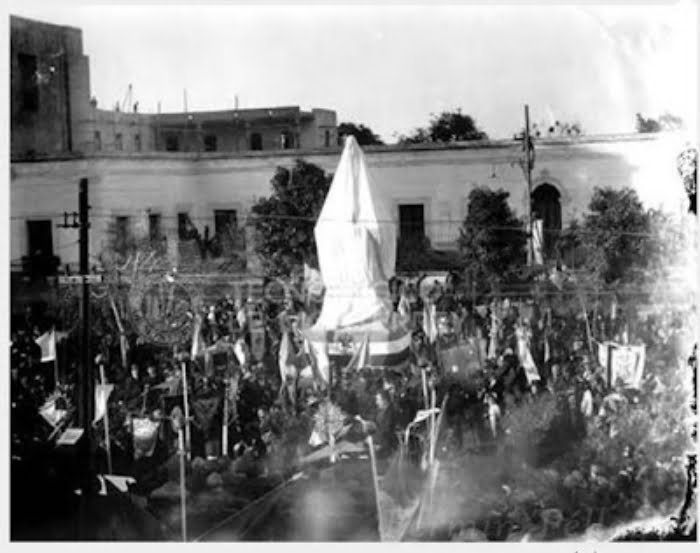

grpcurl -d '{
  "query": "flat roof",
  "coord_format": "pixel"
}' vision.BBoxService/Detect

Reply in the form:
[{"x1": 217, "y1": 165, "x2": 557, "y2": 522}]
[{"x1": 10, "y1": 131, "x2": 671, "y2": 164}]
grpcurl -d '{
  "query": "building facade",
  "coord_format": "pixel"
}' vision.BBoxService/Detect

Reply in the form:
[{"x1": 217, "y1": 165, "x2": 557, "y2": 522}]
[
  {"x1": 10, "y1": 14, "x2": 338, "y2": 161},
  {"x1": 10, "y1": 131, "x2": 689, "y2": 276},
  {"x1": 10, "y1": 16, "x2": 92, "y2": 159},
  {"x1": 9, "y1": 15, "x2": 691, "y2": 300}
]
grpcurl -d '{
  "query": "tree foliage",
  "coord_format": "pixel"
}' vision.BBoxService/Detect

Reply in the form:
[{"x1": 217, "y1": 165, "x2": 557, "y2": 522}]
[
  {"x1": 251, "y1": 159, "x2": 332, "y2": 277},
  {"x1": 398, "y1": 109, "x2": 487, "y2": 144},
  {"x1": 636, "y1": 112, "x2": 683, "y2": 134},
  {"x1": 458, "y1": 187, "x2": 526, "y2": 289},
  {"x1": 562, "y1": 187, "x2": 653, "y2": 284},
  {"x1": 337, "y1": 122, "x2": 384, "y2": 146}
]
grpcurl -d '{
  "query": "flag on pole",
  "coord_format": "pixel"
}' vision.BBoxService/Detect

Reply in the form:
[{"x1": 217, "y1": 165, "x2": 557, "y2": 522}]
[
  {"x1": 279, "y1": 331, "x2": 297, "y2": 382},
  {"x1": 303, "y1": 337, "x2": 330, "y2": 384},
  {"x1": 93, "y1": 384, "x2": 114, "y2": 424},
  {"x1": 531, "y1": 219, "x2": 544, "y2": 266},
  {"x1": 344, "y1": 334, "x2": 371, "y2": 372},
  {"x1": 191, "y1": 315, "x2": 205, "y2": 359},
  {"x1": 422, "y1": 302, "x2": 438, "y2": 344},
  {"x1": 39, "y1": 396, "x2": 67, "y2": 428},
  {"x1": 233, "y1": 337, "x2": 248, "y2": 367},
  {"x1": 516, "y1": 325, "x2": 541, "y2": 385},
  {"x1": 397, "y1": 293, "x2": 411, "y2": 320},
  {"x1": 35, "y1": 329, "x2": 56, "y2": 362}
]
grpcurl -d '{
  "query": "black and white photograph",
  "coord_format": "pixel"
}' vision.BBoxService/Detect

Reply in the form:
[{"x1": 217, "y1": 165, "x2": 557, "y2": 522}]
[{"x1": 4, "y1": 0, "x2": 699, "y2": 544}]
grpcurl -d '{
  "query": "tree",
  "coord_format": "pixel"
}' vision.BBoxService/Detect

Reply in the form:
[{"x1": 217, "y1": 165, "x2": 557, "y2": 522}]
[
  {"x1": 636, "y1": 113, "x2": 661, "y2": 133},
  {"x1": 567, "y1": 187, "x2": 653, "y2": 284},
  {"x1": 428, "y1": 110, "x2": 488, "y2": 142},
  {"x1": 337, "y1": 122, "x2": 384, "y2": 146},
  {"x1": 398, "y1": 109, "x2": 487, "y2": 144},
  {"x1": 251, "y1": 159, "x2": 332, "y2": 277},
  {"x1": 458, "y1": 187, "x2": 527, "y2": 289},
  {"x1": 636, "y1": 112, "x2": 684, "y2": 133}
]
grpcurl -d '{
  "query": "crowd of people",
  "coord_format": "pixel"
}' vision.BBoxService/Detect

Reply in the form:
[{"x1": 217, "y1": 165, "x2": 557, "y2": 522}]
[{"x1": 9, "y1": 272, "x2": 697, "y2": 534}]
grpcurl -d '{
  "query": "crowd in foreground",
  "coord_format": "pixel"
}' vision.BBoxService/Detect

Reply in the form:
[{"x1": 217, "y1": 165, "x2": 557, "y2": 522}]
[{"x1": 9, "y1": 275, "x2": 698, "y2": 539}]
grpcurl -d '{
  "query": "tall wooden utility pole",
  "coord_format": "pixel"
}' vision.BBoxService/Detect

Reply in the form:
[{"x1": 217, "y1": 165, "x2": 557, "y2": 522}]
[{"x1": 59, "y1": 178, "x2": 98, "y2": 538}]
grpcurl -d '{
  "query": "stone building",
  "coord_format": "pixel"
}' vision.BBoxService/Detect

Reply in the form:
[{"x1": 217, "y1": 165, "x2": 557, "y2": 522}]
[
  {"x1": 10, "y1": 15, "x2": 92, "y2": 159},
  {"x1": 10, "y1": 14, "x2": 338, "y2": 160}
]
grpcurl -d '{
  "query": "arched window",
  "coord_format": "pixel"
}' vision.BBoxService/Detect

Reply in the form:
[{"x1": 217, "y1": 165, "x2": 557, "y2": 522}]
[
  {"x1": 531, "y1": 183, "x2": 562, "y2": 258},
  {"x1": 324, "y1": 130, "x2": 331, "y2": 147},
  {"x1": 250, "y1": 132, "x2": 263, "y2": 151}
]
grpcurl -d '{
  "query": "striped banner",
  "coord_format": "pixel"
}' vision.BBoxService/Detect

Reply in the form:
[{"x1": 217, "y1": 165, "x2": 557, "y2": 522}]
[{"x1": 305, "y1": 318, "x2": 411, "y2": 368}]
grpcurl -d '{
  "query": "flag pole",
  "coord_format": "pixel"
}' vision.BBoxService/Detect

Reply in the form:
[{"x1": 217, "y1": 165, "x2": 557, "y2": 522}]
[
  {"x1": 53, "y1": 327, "x2": 60, "y2": 390},
  {"x1": 99, "y1": 363, "x2": 113, "y2": 475},
  {"x1": 222, "y1": 377, "x2": 229, "y2": 457},
  {"x1": 181, "y1": 358, "x2": 192, "y2": 461},
  {"x1": 366, "y1": 433, "x2": 384, "y2": 541},
  {"x1": 178, "y1": 424, "x2": 188, "y2": 542}
]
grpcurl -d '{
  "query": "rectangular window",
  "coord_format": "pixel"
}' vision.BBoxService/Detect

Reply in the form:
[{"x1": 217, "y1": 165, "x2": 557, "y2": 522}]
[
  {"x1": 204, "y1": 134, "x2": 218, "y2": 152},
  {"x1": 18, "y1": 53, "x2": 39, "y2": 112},
  {"x1": 94, "y1": 131, "x2": 102, "y2": 151},
  {"x1": 148, "y1": 213, "x2": 162, "y2": 243},
  {"x1": 26, "y1": 220, "x2": 53, "y2": 257},
  {"x1": 115, "y1": 133, "x2": 123, "y2": 151},
  {"x1": 399, "y1": 204, "x2": 425, "y2": 241},
  {"x1": 178, "y1": 213, "x2": 190, "y2": 240},
  {"x1": 166, "y1": 134, "x2": 180, "y2": 152},
  {"x1": 134, "y1": 133, "x2": 142, "y2": 152},
  {"x1": 114, "y1": 216, "x2": 130, "y2": 254},
  {"x1": 214, "y1": 210, "x2": 238, "y2": 253},
  {"x1": 26, "y1": 220, "x2": 55, "y2": 278}
]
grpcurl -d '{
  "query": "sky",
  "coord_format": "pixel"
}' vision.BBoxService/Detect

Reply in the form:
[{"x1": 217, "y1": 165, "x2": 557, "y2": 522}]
[{"x1": 7, "y1": 1, "x2": 699, "y2": 142}]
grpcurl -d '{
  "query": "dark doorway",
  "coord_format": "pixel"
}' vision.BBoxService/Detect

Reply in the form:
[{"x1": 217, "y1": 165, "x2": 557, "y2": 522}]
[
  {"x1": 204, "y1": 134, "x2": 218, "y2": 152},
  {"x1": 27, "y1": 220, "x2": 53, "y2": 257},
  {"x1": 250, "y1": 133, "x2": 263, "y2": 151},
  {"x1": 531, "y1": 183, "x2": 562, "y2": 258},
  {"x1": 399, "y1": 204, "x2": 425, "y2": 241},
  {"x1": 214, "y1": 209, "x2": 238, "y2": 254},
  {"x1": 165, "y1": 134, "x2": 180, "y2": 152}
]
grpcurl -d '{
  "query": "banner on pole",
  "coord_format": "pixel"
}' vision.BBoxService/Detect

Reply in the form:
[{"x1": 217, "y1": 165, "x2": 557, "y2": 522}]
[
  {"x1": 35, "y1": 330, "x2": 56, "y2": 362},
  {"x1": 39, "y1": 397, "x2": 67, "y2": 428},
  {"x1": 132, "y1": 418, "x2": 160, "y2": 459},
  {"x1": 93, "y1": 384, "x2": 114, "y2": 424},
  {"x1": 516, "y1": 326, "x2": 541, "y2": 384},
  {"x1": 597, "y1": 341, "x2": 646, "y2": 388}
]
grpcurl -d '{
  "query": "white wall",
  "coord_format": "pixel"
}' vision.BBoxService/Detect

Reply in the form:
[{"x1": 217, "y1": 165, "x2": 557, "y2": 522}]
[{"x1": 10, "y1": 132, "x2": 688, "y2": 272}]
